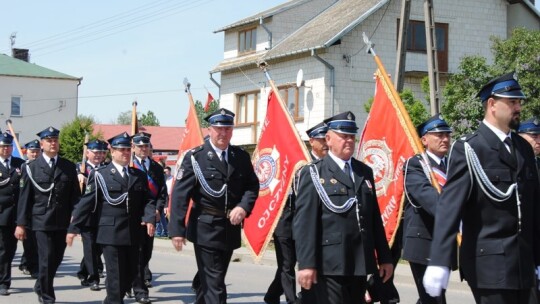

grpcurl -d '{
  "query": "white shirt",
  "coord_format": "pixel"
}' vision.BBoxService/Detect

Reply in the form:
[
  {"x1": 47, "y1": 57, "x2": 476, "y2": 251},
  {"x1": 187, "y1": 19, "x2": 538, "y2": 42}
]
[
  {"x1": 112, "y1": 162, "x2": 128, "y2": 178},
  {"x1": 209, "y1": 141, "x2": 228, "y2": 162},
  {"x1": 328, "y1": 151, "x2": 354, "y2": 181},
  {"x1": 483, "y1": 119, "x2": 512, "y2": 152},
  {"x1": 42, "y1": 155, "x2": 57, "y2": 167}
]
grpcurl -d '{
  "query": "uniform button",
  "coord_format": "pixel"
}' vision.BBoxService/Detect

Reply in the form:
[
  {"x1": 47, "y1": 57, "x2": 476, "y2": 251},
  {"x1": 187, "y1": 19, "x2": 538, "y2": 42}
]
[
  {"x1": 417, "y1": 233, "x2": 421, "y2": 236},
  {"x1": 480, "y1": 248, "x2": 484, "y2": 254},
  {"x1": 360, "y1": 228, "x2": 365, "y2": 232},
  {"x1": 518, "y1": 194, "x2": 522, "y2": 199},
  {"x1": 359, "y1": 216, "x2": 364, "y2": 220}
]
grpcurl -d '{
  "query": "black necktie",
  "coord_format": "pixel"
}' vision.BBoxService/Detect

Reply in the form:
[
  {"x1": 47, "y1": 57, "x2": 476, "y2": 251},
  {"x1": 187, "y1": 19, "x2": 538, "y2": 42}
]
[
  {"x1": 504, "y1": 137, "x2": 514, "y2": 154},
  {"x1": 440, "y1": 157, "x2": 447, "y2": 173},
  {"x1": 122, "y1": 167, "x2": 129, "y2": 183},
  {"x1": 343, "y1": 162, "x2": 353, "y2": 183},
  {"x1": 50, "y1": 158, "x2": 56, "y2": 171},
  {"x1": 140, "y1": 159, "x2": 147, "y2": 173},
  {"x1": 221, "y1": 151, "x2": 228, "y2": 168},
  {"x1": 3, "y1": 159, "x2": 9, "y2": 170}
]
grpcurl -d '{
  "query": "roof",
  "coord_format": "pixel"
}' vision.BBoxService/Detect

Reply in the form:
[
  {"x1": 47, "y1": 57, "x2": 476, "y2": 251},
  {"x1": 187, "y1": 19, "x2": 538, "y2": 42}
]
[
  {"x1": 213, "y1": 0, "x2": 307, "y2": 33},
  {"x1": 93, "y1": 124, "x2": 209, "y2": 151},
  {"x1": 264, "y1": 0, "x2": 389, "y2": 61},
  {"x1": 211, "y1": 51, "x2": 265, "y2": 74},
  {"x1": 0, "y1": 53, "x2": 81, "y2": 80}
]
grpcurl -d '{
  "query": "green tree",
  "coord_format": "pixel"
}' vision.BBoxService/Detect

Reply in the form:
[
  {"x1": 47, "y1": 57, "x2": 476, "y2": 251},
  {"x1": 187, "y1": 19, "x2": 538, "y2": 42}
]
[
  {"x1": 116, "y1": 111, "x2": 131, "y2": 125},
  {"x1": 59, "y1": 115, "x2": 102, "y2": 163},
  {"x1": 364, "y1": 88, "x2": 429, "y2": 127},
  {"x1": 140, "y1": 111, "x2": 160, "y2": 126},
  {"x1": 441, "y1": 28, "x2": 540, "y2": 137},
  {"x1": 195, "y1": 98, "x2": 220, "y2": 128}
]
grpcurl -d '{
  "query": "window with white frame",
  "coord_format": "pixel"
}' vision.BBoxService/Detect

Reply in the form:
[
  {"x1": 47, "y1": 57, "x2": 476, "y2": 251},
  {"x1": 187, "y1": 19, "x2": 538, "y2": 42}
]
[
  {"x1": 279, "y1": 85, "x2": 304, "y2": 121},
  {"x1": 236, "y1": 91, "x2": 258, "y2": 125},
  {"x1": 11, "y1": 96, "x2": 21, "y2": 116}
]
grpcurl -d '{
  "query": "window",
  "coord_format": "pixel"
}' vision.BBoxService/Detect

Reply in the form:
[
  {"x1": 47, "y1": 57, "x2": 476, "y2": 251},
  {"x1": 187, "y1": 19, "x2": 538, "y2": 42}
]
[
  {"x1": 11, "y1": 96, "x2": 21, "y2": 116},
  {"x1": 279, "y1": 86, "x2": 304, "y2": 121},
  {"x1": 398, "y1": 20, "x2": 448, "y2": 72},
  {"x1": 236, "y1": 91, "x2": 258, "y2": 125},
  {"x1": 238, "y1": 28, "x2": 257, "y2": 53}
]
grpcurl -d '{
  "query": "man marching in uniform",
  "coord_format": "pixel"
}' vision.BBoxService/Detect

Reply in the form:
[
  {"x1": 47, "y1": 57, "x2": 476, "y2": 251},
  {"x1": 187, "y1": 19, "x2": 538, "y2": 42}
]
[
  {"x1": 169, "y1": 108, "x2": 259, "y2": 304},
  {"x1": 264, "y1": 121, "x2": 328, "y2": 304},
  {"x1": 517, "y1": 118, "x2": 540, "y2": 173},
  {"x1": 131, "y1": 132, "x2": 167, "y2": 304},
  {"x1": 67, "y1": 132, "x2": 155, "y2": 304},
  {"x1": 18, "y1": 139, "x2": 41, "y2": 279},
  {"x1": 76, "y1": 139, "x2": 108, "y2": 290},
  {"x1": 15, "y1": 127, "x2": 81, "y2": 304},
  {"x1": 423, "y1": 73, "x2": 540, "y2": 303},
  {"x1": 402, "y1": 115, "x2": 456, "y2": 304},
  {"x1": 0, "y1": 132, "x2": 25, "y2": 296},
  {"x1": 293, "y1": 112, "x2": 393, "y2": 304}
]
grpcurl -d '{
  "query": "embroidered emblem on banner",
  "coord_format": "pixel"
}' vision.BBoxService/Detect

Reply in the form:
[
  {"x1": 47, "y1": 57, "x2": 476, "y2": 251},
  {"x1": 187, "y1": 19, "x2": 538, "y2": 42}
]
[
  {"x1": 253, "y1": 145, "x2": 281, "y2": 196},
  {"x1": 359, "y1": 139, "x2": 394, "y2": 196}
]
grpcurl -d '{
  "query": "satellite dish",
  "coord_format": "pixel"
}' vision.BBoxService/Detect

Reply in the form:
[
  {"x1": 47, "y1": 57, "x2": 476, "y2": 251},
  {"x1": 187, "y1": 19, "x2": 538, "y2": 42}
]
[{"x1": 296, "y1": 69, "x2": 304, "y2": 87}]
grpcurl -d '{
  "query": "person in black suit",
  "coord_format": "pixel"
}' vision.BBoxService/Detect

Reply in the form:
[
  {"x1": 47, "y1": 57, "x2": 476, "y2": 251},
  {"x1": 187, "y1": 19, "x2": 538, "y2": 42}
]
[
  {"x1": 402, "y1": 115, "x2": 455, "y2": 304},
  {"x1": 130, "y1": 132, "x2": 167, "y2": 304},
  {"x1": 169, "y1": 108, "x2": 259, "y2": 304},
  {"x1": 15, "y1": 126, "x2": 81, "y2": 304},
  {"x1": 76, "y1": 139, "x2": 108, "y2": 291},
  {"x1": 293, "y1": 112, "x2": 393, "y2": 304},
  {"x1": 423, "y1": 73, "x2": 540, "y2": 304},
  {"x1": 517, "y1": 118, "x2": 540, "y2": 172},
  {"x1": 0, "y1": 132, "x2": 25, "y2": 296},
  {"x1": 264, "y1": 121, "x2": 328, "y2": 304},
  {"x1": 18, "y1": 140, "x2": 41, "y2": 279},
  {"x1": 67, "y1": 131, "x2": 156, "y2": 304}
]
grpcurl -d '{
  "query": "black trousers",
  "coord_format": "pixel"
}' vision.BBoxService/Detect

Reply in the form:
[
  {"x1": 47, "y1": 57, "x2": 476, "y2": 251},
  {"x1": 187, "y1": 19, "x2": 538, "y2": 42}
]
[
  {"x1": 19, "y1": 228, "x2": 38, "y2": 275},
  {"x1": 194, "y1": 244, "x2": 233, "y2": 304},
  {"x1": 132, "y1": 233, "x2": 154, "y2": 298},
  {"x1": 264, "y1": 235, "x2": 297, "y2": 304},
  {"x1": 78, "y1": 227, "x2": 103, "y2": 284},
  {"x1": 409, "y1": 262, "x2": 446, "y2": 304},
  {"x1": 471, "y1": 287, "x2": 538, "y2": 304},
  {"x1": 34, "y1": 230, "x2": 67, "y2": 304},
  {"x1": 0, "y1": 225, "x2": 17, "y2": 289},
  {"x1": 102, "y1": 244, "x2": 139, "y2": 304},
  {"x1": 314, "y1": 275, "x2": 367, "y2": 304}
]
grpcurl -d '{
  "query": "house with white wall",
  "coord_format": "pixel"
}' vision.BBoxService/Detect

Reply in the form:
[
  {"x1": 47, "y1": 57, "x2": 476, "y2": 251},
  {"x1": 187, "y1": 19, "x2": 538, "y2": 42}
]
[
  {"x1": 210, "y1": 0, "x2": 540, "y2": 145},
  {"x1": 0, "y1": 50, "x2": 81, "y2": 144}
]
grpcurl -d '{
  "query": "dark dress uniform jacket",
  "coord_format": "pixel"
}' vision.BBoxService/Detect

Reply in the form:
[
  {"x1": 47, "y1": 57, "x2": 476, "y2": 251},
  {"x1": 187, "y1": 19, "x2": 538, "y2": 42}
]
[
  {"x1": 17, "y1": 156, "x2": 80, "y2": 231},
  {"x1": 293, "y1": 156, "x2": 392, "y2": 276},
  {"x1": 169, "y1": 141, "x2": 259, "y2": 251},
  {"x1": 402, "y1": 155, "x2": 457, "y2": 267},
  {"x1": 0, "y1": 157, "x2": 24, "y2": 226},
  {"x1": 69, "y1": 164, "x2": 156, "y2": 246},
  {"x1": 429, "y1": 123, "x2": 540, "y2": 289}
]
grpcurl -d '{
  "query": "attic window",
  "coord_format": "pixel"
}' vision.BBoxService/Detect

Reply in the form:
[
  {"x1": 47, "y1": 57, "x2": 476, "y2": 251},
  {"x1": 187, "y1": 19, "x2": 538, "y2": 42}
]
[{"x1": 238, "y1": 27, "x2": 257, "y2": 54}]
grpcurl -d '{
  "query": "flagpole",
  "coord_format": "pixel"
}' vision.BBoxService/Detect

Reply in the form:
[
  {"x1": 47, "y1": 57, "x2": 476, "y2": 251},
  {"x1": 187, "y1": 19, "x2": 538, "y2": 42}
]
[
  {"x1": 362, "y1": 33, "x2": 441, "y2": 193},
  {"x1": 5, "y1": 120, "x2": 23, "y2": 157},
  {"x1": 130, "y1": 101, "x2": 138, "y2": 167},
  {"x1": 79, "y1": 132, "x2": 89, "y2": 192}
]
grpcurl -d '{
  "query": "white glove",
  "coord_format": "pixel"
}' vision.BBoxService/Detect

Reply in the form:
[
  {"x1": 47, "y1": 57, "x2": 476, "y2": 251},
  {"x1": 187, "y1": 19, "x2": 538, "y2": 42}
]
[
  {"x1": 423, "y1": 266, "x2": 450, "y2": 297},
  {"x1": 536, "y1": 266, "x2": 540, "y2": 291}
]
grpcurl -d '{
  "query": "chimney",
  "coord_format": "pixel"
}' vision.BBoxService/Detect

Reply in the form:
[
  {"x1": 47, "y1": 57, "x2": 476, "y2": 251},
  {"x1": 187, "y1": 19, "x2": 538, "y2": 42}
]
[{"x1": 12, "y1": 48, "x2": 30, "y2": 62}]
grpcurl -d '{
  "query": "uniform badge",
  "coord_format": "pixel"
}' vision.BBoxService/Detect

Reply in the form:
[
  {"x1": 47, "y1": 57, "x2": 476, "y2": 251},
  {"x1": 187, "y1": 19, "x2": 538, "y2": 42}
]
[
  {"x1": 85, "y1": 184, "x2": 92, "y2": 192},
  {"x1": 19, "y1": 179, "x2": 24, "y2": 187},
  {"x1": 330, "y1": 178, "x2": 337, "y2": 184},
  {"x1": 176, "y1": 168, "x2": 184, "y2": 180},
  {"x1": 319, "y1": 178, "x2": 325, "y2": 184},
  {"x1": 340, "y1": 188, "x2": 346, "y2": 193},
  {"x1": 111, "y1": 168, "x2": 116, "y2": 174},
  {"x1": 0, "y1": 173, "x2": 2, "y2": 177},
  {"x1": 207, "y1": 151, "x2": 214, "y2": 160},
  {"x1": 365, "y1": 180, "x2": 373, "y2": 189},
  {"x1": 16, "y1": 168, "x2": 20, "y2": 175}
]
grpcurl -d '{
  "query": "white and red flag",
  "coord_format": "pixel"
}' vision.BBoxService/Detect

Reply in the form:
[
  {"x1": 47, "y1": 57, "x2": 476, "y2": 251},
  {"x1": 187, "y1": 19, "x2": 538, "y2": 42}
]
[
  {"x1": 357, "y1": 69, "x2": 419, "y2": 245},
  {"x1": 244, "y1": 90, "x2": 310, "y2": 260},
  {"x1": 204, "y1": 92, "x2": 215, "y2": 112}
]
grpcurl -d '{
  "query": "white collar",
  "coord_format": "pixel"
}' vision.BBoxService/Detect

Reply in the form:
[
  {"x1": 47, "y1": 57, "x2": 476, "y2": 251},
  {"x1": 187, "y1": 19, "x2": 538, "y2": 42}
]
[
  {"x1": 42, "y1": 154, "x2": 57, "y2": 165},
  {"x1": 426, "y1": 150, "x2": 444, "y2": 166},
  {"x1": 483, "y1": 119, "x2": 511, "y2": 142},
  {"x1": 327, "y1": 151, "x2": 350, "y2": 171},
  {"x1": 112, "y1": 162, "x2": 128, "y2": 175},
  {"x1": 209, "y1": 141, "x2": 228, "y2": 159}
]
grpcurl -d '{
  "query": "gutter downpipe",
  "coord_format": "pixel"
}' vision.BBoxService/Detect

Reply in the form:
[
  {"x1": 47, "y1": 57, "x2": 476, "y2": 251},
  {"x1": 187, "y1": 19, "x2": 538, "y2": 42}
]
[
  {"x1": 259, "y1": 17, "x2": 272, "y2": 49},
  {"x1": 311, "y1": 48, "x2": 335, "y2": 115},
  {"x1": 209, "y1": 72, "x2": 221, "y2": 96}
]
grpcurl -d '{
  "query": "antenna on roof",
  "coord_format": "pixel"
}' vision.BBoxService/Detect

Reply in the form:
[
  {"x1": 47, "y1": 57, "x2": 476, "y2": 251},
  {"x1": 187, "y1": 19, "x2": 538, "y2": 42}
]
[{"x1": 9, "y1": 32, "x2": 16, "y2": 51}]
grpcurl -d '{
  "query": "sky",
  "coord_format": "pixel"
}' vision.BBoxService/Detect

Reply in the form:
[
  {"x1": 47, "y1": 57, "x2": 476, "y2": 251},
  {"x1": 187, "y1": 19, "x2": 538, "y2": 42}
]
[{"x1": 1, "y1": 0, "x2": 285, "y2": 127}]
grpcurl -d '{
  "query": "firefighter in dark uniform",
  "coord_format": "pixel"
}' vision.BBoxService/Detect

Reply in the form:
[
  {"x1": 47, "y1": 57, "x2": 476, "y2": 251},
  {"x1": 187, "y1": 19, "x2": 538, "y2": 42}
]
[
  {"x1": 293, "y1": 112, "x2": 393, "y2": 304},
  {"x1": 264, "y1": 121, "x2": 328, "y2": 304},
  {"x1": 0, "y1": 132, "x2": 24, "y2": 296},
  {"x1": 15, "y1": 127, "x2": 81, "y2": 304},
  {"x1": 402, "y1": 115, "x2": 455, "y2": 304},
  {"x1": 17, "y1": 139, "x2": 40, "y2": 279},
  {"x1": 423, "y1": 73, "x2": 540, "y2": 303},
  {"x1": 169, "y1": 108, "x2": 259, "y2": 304},
  {"x1": 76, "y1": 139, "x2": 108, "y2": 290},
  {"x1": 67, "y1": 132, "x2": 156, "y2": 304},
  {"x1": 131, "y1": 132, "x2": 167, "y2": 304},
  {"x1": 517, "y1": 118, "x2": 540, "y2": 172}
]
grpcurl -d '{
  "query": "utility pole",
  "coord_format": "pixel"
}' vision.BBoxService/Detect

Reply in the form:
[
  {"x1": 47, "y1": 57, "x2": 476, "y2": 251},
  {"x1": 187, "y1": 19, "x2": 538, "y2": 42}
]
[{"x1": 394, "y1": 0, "x2": 440, "y2": 115}]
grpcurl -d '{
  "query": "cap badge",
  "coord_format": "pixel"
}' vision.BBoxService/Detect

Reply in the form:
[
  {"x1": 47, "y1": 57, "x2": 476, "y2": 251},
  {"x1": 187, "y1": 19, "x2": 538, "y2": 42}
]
[
  {"x1": 347, "y1": 112, "x2": 352, "y2": 120},
  {"x1": 123, "y1": 133, "x2": 128, "y2": 138},
  {"x1": 221, "y1": 109, "x2": 226, "y2": 115},
  {"x1": 513, "y1": 72, "x2": 518, "y2": 81},
  {"x1": 534, "y1": 118, "x2": 539, "y2": 125}
]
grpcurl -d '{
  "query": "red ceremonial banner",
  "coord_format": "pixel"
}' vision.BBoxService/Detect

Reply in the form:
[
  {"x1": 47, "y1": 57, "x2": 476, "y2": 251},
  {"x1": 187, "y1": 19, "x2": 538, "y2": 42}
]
[
  {"x1": 244, "y1": 91, "x2": 310, "y2": 260},
  {"x1": 357, "y1": 69, "x2": 418, "y2": 246},
  {"x1": 167, "y1": 97, "x2": 204, "y2": 222}
]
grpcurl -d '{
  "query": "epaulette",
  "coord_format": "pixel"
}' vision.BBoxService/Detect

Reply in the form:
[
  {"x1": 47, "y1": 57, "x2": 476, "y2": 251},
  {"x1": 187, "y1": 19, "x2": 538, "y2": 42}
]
[
  {"x1": 458, "y1": 133, "x2": 476, "y2": 142},
  {"x1": 26, "y1": 158, "x2": 35, "y2": 164},
  {"x1": 190, "y1": 145, "x2": 204, "y2": 154},
  {"x1": 94, "y1": 164, "x2": 107, "y2": 171}
]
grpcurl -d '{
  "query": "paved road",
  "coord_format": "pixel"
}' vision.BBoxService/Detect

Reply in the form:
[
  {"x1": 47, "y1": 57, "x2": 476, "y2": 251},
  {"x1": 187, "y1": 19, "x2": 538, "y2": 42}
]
[{"x1": 3, "y1": 237, "x2": 475, "y2": 303}]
